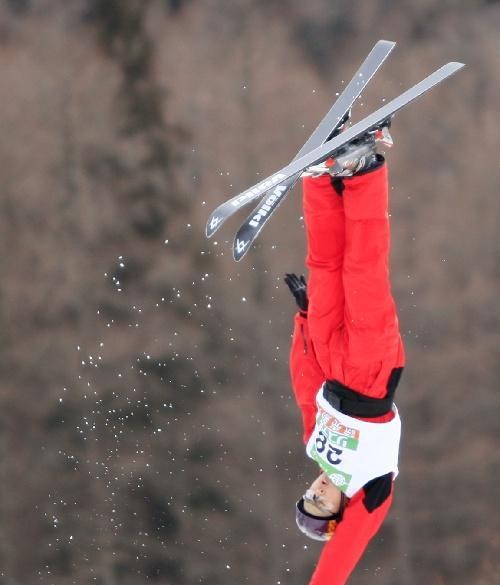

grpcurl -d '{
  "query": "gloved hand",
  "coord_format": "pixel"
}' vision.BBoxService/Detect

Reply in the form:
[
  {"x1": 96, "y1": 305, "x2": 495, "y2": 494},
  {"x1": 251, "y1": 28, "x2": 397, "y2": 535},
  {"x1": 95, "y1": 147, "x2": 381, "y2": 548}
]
[{"x1": 284, "y1": 273, "x2": 308, "y2": 313}]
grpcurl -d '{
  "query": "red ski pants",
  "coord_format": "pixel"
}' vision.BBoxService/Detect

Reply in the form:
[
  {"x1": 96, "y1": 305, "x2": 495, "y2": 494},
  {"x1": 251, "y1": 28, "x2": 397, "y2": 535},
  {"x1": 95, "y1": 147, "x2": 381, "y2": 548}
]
[{"x1": 302, "y1": 163, "x2": 405, "y2": 400}]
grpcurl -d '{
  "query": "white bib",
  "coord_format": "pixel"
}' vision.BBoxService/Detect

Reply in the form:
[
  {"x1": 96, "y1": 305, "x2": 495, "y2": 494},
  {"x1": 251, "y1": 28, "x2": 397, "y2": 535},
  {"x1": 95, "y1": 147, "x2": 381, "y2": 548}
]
[{"x1": 306, "y1": 385, "x2": 401, "y2": 497}]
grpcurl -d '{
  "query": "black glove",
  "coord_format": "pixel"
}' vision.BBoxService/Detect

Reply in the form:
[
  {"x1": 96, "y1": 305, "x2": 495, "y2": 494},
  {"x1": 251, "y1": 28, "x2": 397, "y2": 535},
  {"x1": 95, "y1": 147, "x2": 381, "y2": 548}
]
[{"x1": 284, "y1": 273, "x2": 308, "y2": 313}]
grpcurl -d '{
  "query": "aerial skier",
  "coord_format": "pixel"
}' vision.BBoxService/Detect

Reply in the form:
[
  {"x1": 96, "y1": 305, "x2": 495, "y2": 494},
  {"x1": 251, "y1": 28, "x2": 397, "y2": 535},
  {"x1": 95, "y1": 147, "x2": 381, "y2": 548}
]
[
  {"x1": 285, "y1": 128, "x2": 405, "y2": 585},
  {"x1": 203, "y1": 42, "x2": 462, "y2": 584}
]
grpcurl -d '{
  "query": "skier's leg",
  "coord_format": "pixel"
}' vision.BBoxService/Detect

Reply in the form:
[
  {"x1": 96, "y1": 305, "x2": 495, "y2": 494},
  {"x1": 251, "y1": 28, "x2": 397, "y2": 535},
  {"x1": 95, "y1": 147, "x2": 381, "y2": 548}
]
[
  {"x1": 339, "y1": 160, "x2": 405, "y2": 398},
  {"x1": 303, "y1": 174, "x2": 345, "y2": 379}
]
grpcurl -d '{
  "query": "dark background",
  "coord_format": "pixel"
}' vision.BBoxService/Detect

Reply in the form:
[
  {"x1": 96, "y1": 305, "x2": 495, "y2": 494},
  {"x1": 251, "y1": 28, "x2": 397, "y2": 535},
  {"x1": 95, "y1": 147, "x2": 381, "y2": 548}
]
[{"x1": 0, "y1": 1, "x2": 499, "y2": 584}]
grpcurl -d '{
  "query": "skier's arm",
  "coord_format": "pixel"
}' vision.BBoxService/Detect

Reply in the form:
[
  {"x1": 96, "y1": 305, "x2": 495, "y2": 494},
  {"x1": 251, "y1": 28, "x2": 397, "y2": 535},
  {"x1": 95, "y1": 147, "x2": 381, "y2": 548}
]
[
  {"x1": 309, "y1": 475, "x2": 394, "y2": 585},
  {"x1": 289, "y1": 311, "x2": 325, "y2": 444}
]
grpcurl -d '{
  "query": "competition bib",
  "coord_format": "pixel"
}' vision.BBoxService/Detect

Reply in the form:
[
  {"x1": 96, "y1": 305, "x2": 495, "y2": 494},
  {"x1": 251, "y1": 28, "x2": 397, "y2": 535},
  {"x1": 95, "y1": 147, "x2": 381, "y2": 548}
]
[{"x1": 306, "y1": 385, "x2": 401, "y2": 497}]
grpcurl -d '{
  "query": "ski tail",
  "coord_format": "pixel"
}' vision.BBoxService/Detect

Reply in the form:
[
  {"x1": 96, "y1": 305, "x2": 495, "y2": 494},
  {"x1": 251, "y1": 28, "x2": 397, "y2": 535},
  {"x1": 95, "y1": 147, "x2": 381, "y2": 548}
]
[
  {"x1": 278, "y1": 63, "x2": 465, "y2": 182},
  {"x1": 294, "y1": 40, "x2": 396, "y2": 157},
  {"x1": 205, "y1": 40, "x2": 395, "y2": 239},
  {"x1": 231, "y1": 61, "x2": 464, "y2": 261}
]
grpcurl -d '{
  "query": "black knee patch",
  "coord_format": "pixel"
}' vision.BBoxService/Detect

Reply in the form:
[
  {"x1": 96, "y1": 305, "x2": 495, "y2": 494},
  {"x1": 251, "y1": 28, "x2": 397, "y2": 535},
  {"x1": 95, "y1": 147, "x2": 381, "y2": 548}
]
[{"x1": 362, "y1": 473, "x2": 393, "y2": 512}]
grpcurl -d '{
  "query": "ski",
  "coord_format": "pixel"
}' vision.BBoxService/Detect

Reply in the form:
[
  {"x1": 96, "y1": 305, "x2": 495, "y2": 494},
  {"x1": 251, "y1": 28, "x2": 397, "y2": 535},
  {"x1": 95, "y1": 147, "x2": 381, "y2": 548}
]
[
  {"x1": 232, "y1": 61, "x2": 464, "y2": 261},
  {"x1": 205, "y1": 40, "x2": 396, "y2": 238}
]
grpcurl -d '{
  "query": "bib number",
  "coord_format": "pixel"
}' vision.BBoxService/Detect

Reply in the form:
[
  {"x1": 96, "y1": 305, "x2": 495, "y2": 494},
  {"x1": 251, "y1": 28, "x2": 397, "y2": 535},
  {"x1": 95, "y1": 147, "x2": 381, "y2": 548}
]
[{"x1": 315, "y1": 430, "x2": 343, "y2": 465}]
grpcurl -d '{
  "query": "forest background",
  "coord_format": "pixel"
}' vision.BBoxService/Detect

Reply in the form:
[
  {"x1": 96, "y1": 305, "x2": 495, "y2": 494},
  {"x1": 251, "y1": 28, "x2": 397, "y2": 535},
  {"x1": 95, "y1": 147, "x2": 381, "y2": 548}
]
[{"x1": 0, "y1": 1, "x2": 498, "y2": 585}]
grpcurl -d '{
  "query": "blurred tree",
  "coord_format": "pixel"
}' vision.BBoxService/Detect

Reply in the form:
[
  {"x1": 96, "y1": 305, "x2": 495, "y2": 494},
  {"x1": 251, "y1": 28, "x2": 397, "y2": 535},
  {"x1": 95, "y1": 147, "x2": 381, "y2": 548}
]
[
  {"x1": 0, "y1": 1, "x2": 498, "y2": 585},
  {"x1": 6, "y1": 0, "x2": 31, "y2": 15}
]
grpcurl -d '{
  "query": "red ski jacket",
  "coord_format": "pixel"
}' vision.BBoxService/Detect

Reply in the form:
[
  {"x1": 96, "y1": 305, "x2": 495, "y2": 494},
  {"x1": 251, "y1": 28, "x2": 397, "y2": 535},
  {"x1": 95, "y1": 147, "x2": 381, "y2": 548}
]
[{"x1": 289, "y1": 162, "x2": 405, "y2": 585}]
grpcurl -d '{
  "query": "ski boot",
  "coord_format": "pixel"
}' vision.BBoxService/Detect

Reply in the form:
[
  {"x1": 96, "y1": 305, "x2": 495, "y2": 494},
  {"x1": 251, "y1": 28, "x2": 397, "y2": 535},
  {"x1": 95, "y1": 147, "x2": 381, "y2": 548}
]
[
  {"x1": 327, "y1": 108, "x2": 352, "y2": 140},
  {"x1": 303, "y1": 123, "x2": 393, "y2": 178}
]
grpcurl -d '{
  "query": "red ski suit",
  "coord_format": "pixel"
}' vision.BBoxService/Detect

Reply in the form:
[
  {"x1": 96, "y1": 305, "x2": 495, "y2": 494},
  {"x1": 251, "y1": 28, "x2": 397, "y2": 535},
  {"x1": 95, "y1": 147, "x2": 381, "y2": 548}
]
[{"x1": 290, "y1": 162, "x2": 405, "y2": 585}]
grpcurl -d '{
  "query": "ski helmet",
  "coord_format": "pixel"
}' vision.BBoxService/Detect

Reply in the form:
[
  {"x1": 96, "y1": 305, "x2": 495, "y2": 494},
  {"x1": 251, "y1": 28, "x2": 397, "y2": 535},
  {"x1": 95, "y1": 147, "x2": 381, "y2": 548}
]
[{"x1": 295, "y1": 489, "x2": 347, "y2": 541}]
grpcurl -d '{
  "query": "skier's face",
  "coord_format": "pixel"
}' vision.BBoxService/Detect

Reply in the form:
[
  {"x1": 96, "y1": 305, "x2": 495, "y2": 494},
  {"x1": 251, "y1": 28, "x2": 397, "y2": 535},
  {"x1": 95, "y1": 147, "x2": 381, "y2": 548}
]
[{"x1": 304, "y1": 471, "x2": 343, "y2": 517}]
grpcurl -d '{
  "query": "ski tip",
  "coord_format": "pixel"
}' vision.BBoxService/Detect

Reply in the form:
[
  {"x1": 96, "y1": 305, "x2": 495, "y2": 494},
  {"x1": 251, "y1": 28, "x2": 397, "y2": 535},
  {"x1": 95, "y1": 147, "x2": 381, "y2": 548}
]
[
  {"x1": 205, "y1": 213, "x2": 223, "y2": 238},
  {"x1": 232, "y1": 248, "x2": 244, "y2": 262},
  {"x1": 205, "y1": 222, "x2": 213, "y2": 238},
  {"x1": 232, "y1": 239, "x2": 249, "y2": 262}
]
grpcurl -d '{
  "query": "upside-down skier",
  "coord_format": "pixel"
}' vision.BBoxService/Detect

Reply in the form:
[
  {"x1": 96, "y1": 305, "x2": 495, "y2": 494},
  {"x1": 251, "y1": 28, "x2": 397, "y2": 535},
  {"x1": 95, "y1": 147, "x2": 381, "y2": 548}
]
[
  {"x1": 285, "y1": 126, "x2": 405, "y2": 585},
  {"x1": 203, "y1": 41, "x2": 462, "y2": 584}
]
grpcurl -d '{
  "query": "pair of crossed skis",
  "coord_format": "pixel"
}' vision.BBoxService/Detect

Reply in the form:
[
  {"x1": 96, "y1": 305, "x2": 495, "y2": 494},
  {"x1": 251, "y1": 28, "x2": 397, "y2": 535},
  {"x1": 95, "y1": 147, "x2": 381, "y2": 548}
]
[{"x1": 205, "y1": 40, "x2": 464, "y2": 262}]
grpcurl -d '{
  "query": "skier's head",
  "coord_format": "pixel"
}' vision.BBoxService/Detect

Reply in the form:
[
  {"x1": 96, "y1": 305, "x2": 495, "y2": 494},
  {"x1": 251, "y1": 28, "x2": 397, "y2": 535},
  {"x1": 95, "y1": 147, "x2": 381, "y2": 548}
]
[{"x1": 295, "y1": 472, "x2": 347, "y2": 541}]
